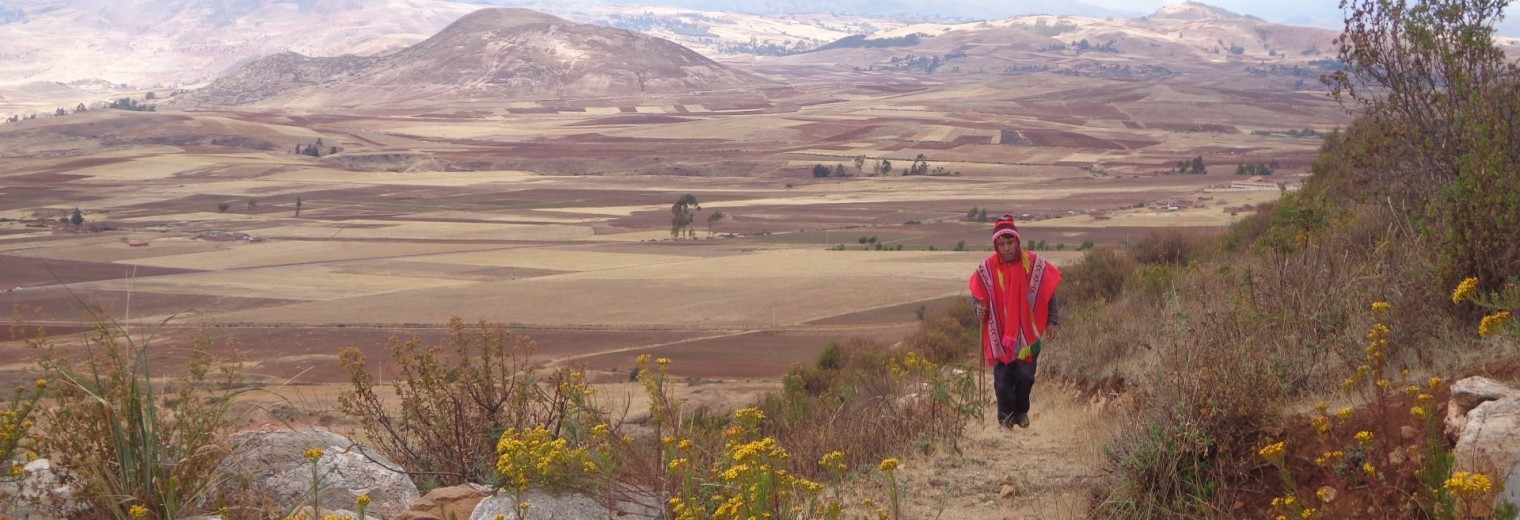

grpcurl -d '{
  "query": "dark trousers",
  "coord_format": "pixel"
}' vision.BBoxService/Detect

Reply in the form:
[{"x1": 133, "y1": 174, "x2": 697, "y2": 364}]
[{"x1": 993, "y1": 359, "x2": 1038, "y2": 424}]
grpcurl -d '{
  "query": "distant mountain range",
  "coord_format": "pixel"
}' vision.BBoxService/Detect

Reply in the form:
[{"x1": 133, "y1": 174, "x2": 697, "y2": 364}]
[
  {"x1": 0, "y1": 0, "x2": 1360, "y2": 114},
  {"x1": 475, "y1": 0, "x2": 1134, "y2": 20},
  {"x1": 174, "y1": 8, "x2": 776, "y2": 108}
]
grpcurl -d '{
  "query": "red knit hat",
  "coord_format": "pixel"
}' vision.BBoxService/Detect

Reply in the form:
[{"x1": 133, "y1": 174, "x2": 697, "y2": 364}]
[{"x1": 992, "y1": 214, "x2": 1020, "y2": 244}]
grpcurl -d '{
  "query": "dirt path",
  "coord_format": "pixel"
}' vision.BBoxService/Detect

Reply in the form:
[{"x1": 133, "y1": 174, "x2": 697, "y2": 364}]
[{"x1": 891, "y1": 381, "x2": 1113, "y2": 519}]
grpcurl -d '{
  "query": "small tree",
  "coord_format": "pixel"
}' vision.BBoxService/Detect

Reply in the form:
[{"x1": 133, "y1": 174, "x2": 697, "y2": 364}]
[
  {"x1": 812, "y1": 164, "x2": 831, "y2": 178},
  {"x1": 246, "y1": 199, "x2": 256, "y2": 211},
  {"x1": 69, "y1": 208, "x2": 83, "y2": 226},
  {"x1": 707, "y1": 211, "x2": 726, "y2": 236},
  {"x1": 216, "y1": 202, "x2": 230, "y2": 213},
  {"x1": 671, "y1": 194, "x2": 700, "y2": 239},
  {"x1": 295, "y1": 197, "x2": 303, "y2": 217}
]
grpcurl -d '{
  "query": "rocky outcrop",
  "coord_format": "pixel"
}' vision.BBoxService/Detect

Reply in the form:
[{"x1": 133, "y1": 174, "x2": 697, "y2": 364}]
[
  {"x1": 213, "y1": 429, "x2": 419, "y2": 518},
  {"x1": 468, "y1": 488, "x2": 660, "y2": 520},
  {"x1": 0, "y1": 458, "x2": 87, "y2": 519},
  {"x1": 396, "y1": 484, "x2": 491, "y2": 520},
  {"x1": 1447, "y1": 376, "x2": 1520, "y2": 517}
]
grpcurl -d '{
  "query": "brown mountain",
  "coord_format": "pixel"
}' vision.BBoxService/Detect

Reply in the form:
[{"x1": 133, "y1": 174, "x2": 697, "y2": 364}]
[{"x1": 179, "y1": 8, "x2": 778, "y2": 108}]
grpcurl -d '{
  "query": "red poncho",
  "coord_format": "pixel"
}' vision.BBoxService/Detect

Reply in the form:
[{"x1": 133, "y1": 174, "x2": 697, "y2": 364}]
[{"x1": 969, "y1": 250, "x2": 1061, "y2": 364}]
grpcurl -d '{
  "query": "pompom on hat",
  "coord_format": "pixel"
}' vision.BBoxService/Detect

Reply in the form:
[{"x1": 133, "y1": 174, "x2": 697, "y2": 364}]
[{"x1": 992, "y1": 214, "x2": 1020, "y2": 244}]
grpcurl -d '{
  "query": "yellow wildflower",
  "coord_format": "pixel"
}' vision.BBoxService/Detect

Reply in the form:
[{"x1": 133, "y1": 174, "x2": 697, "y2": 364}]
[
  {"x1": 1411, "y1": 405, "x2": 1428, "y2": 419},
  {"x1": 1316, "y1": 486, "x2": 1337, "y2": 503},
  {"x1": 356, "y1": 494, "x2": 370, "y2": 508},
  {"x1": 668, "y1": 458, "x2": 688, "y2": 471},
  {"x1": 1479, "y1": 311, "x2": 1512, "y2": 336},
  {"x1": 1363, "y1": 462, "x2": 1377, "y2": 476},
  {"x1": 678, "y1": 439, "x2": 693, "y2": 450},
  {"x1": 878, "y1": 458, "x2": 900, "y2": 472},
  {"x1": 1429, "y1": 376, "x2": 1444, "y2": 389},
  {"x1": 128, "y1": 504, "x2": 148, "y2": 519},
  {"x1": 1453, "y1": 277, "x2": 1480, "y2": 304},
  {"x1": 1336, "y1": 407, "x2": 1354, "y2": 419},
  {"x1": 1371, "y1": 301, "x2": 1390, "y2": 311},
  {"x1": 303, "y1": 447, "x2": 324, "y2": 463},
  {"x1": 1259, "y1": 441, "x2": 1286, "y2": 464},
  {"x1": 1354, "y1": 431, "x2": 1373, "y2": 445},
  {"x1": 1314, "y1": 401, "x2": 1330, "y2": 414},
  {"x1": 33, "y1": 379, "x2": 44, "y2": 389},
  {"x1": 1301, "y1": 508, "x2": 1317, "y2": 519},
  {"x1": 1445, "y1": 471, "x2": 1494, "y2": 500},
  {"x1": 820, "y1": 450, "x2": 847, "y2": 471},
  {"x1": 1310, "y1": 416, "x2": 1329, "y2": 434}
]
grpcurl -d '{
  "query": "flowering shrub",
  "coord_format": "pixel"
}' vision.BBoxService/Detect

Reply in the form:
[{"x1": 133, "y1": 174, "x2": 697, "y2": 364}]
[
  {"x1": 1257, "y1": 301, "x2": 1515, "y2": 519},
  {"x1": 337, "y1": 318, "x2": 602, "y2": 489},
  {"x1": 0, "y1": 378, "x2": 45, "y2": 487},
  {"x1": 1451, "y1": 276, "x2": 1518, "y2": 338}
]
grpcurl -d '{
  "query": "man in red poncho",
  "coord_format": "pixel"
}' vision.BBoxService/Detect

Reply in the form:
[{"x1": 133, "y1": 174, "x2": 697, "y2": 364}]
[{"x1": 969, "y1": 214, "x2": 1062, "y2": 429}]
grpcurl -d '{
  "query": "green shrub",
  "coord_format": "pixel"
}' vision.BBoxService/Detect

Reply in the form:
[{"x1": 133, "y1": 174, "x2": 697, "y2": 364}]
[{"x1": 1063, "y1": 246, "x2": 1135, "y2": 303}]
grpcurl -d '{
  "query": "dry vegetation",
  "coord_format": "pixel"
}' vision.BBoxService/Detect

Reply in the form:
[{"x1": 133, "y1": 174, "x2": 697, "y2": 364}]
[{"x1": 12, "y1": 4, "x2": 1479, "y2": 520}]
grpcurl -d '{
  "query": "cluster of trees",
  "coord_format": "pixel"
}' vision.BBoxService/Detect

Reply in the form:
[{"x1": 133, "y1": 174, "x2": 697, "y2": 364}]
[
  {"x1": 294, "y1": 138, "x2": 338, "y2": 157},
  {"x1": 1321, "y1": 0, "x2": 1520, "y2": 288},
  {"x1": 670, "y1": 194, "x2": 724, "y2": 239},
  {"x1": 811, "y1": 164, "x2": 849, "y2": 178},
  {"x1": 815, "y1": 34, "x2": 920, "y2": 51},
  {"x1": 882, "y1": 53, "x2": 953, "y2": 74},
  {"x1": 812, "y1": 156, "x2": 901, "y2": 178},
  {"x1": 1174, "y1": 155, "x2": 1207, "y2": 174},
  {"x1": 964, "y1": 207, "x2": 990, "y2": 222},
  {"x1": 718, "y1": 38, "x2": 818, "y2": 56},
  {"x1": 902, "y1": 154, "x2": 957, "y2": 176},
  {"x1": 1026, "y1": 18, "x2": 1078, "y2": 37},
  {"x1": 1071, "y1": 39, "x2": 1121, "y2": 54},
  {"x1": 1234, "y1": 162, "x2": 1279, "y2": 176},
  {"x1": 603, "y1": 15, "x2": 716, "y2": 38},
  {"x1": 107, "y1": 97, "x2": 155, "y2": 112}
]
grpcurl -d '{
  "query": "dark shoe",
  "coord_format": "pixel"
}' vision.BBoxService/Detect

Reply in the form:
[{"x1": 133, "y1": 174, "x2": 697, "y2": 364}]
[{"x1": 1016, "y1": 413, "x2": 1030, "y2": 428}]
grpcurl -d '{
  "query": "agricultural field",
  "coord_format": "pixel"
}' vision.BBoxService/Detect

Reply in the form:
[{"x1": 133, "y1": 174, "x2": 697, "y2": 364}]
[{"x1": 0, "y1": 66, "x2": 1345, "y2": 391}]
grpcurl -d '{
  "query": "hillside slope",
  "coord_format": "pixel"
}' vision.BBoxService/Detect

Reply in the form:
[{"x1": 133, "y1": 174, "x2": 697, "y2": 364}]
[{"x1": 175, "y1": 8, "x2": 780, "y2": 108}]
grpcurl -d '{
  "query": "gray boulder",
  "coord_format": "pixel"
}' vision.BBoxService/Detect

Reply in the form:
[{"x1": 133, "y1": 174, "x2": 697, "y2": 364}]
[
  {"x1": 469, "y1": 488, "x2": 660, "y2": 520},
  {"x1": 214, "y1": 429, "x2": 419, "y2": 517},
  {"x1": 0, "y1": 458, "x2": 87, "y2": 519}
]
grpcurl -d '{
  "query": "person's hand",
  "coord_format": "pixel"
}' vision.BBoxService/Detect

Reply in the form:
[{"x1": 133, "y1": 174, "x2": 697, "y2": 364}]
[
  {"x1": 975, "y1": 301, "x2": 987, "y2": 322},
  {"x1": 1046, "y1": 324, "x2": 1061, "y2": 341}
]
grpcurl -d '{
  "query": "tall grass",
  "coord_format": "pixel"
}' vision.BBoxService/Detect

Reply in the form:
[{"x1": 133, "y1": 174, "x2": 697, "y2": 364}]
[{"x1": 32, "y1": 314, "x2": 251, "y2": 519}]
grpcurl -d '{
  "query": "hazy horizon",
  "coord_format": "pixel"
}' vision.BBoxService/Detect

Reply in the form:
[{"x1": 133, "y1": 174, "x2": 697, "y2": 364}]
[{"x1": 486, "y1": 0, "x2": 1519, "y2": 36}]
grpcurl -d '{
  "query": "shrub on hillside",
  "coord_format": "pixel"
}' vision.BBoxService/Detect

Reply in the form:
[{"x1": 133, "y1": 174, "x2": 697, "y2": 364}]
[
  {"x1": 1063, "y1": 246, "x2": 1136, "y2": 303},
  {"x1": 337, "y1": 318, "x2": 601, "y2": 489}
]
